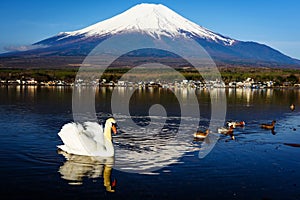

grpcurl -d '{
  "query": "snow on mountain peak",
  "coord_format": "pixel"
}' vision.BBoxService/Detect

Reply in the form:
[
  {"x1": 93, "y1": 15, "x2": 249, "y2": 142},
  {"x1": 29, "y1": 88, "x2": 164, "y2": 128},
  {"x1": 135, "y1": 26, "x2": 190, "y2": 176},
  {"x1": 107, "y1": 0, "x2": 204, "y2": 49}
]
[{"x1": 64, "y1": 3, "x2": 235, "y2": 45}]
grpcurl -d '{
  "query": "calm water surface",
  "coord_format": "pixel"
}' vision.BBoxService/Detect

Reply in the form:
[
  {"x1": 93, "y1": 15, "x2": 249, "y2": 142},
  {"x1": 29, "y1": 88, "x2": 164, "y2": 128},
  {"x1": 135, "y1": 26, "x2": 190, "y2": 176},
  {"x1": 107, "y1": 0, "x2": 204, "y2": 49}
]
[{"x1": 0, "y1": 86, "x2": 300, "y2": 200}]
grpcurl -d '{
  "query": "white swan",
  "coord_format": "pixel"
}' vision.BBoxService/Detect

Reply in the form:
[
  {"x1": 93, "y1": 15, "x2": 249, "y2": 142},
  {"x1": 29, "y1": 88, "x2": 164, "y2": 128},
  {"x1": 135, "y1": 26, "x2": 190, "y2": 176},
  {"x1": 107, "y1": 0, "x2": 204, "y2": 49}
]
[{"x1": 57, "y1": 118, "x2": 117, "y2": 157}]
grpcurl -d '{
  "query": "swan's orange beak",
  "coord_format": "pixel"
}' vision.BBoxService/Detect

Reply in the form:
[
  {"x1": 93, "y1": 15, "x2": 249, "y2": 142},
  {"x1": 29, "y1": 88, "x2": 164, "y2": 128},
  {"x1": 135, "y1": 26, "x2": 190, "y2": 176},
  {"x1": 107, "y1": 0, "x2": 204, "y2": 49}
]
[{"x1": 112, "y1": 124, "x2": 117, "y2": 135}]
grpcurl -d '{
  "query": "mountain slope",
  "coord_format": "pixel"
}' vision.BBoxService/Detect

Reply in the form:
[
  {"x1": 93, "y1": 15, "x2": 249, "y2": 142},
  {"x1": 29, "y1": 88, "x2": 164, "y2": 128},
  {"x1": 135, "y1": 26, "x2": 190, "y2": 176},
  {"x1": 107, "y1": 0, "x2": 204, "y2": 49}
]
[
  {"x1": 44, "y1": 3, "x2": 235, "y2": 46},
  {"x1": 1, "y1": 3, "x2": 299, "y2": 68}
]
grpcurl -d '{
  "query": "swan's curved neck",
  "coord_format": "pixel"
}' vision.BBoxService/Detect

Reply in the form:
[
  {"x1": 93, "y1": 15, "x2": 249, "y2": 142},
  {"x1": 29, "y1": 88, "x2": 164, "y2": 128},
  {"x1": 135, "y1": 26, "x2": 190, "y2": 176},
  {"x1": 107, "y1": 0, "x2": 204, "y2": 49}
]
[
  {"x1": 104, "y1": 123, "x2": 112, "y2": 141},
  {"x1": 94, "y1": 122, "x2": 114, "y2": 157}
]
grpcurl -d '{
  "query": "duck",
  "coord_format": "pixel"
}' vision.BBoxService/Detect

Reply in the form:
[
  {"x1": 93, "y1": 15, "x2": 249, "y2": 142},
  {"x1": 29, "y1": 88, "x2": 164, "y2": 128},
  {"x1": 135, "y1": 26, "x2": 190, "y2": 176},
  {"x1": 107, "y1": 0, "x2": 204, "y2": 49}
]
[
  {"x1": 260, "y1": 120, "x2": 276, "y2": 130},
  {"x1": 57, "y1": 118, "x2": 117, "y2": 157},
  {"x1": 290, "y1": 103, "x2": 295, "y2": 111},
  {"x1": 227, "y1": 121, "x2": 245, "y2": 128},
  {"x1": 218, "y1": 125, "x2": 235, "y2": 140},
  {"x1": 193, "y1": 129, "x2": 210, "y2": 139}
]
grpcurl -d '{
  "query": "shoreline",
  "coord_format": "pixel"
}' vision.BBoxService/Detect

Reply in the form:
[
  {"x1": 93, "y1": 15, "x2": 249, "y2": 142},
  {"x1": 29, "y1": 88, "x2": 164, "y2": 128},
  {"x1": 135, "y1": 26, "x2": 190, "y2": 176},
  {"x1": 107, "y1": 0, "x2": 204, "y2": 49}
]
[{"x1": 1, "y1": 83, "x2": 299, "y2": 90}]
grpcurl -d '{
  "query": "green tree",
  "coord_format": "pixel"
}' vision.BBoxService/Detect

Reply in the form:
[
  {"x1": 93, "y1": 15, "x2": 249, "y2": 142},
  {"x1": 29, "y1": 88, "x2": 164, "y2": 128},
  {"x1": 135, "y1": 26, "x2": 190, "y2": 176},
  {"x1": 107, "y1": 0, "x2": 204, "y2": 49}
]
[{"x1": 286, "y1": 74, "x2": 298, "y2": 84}]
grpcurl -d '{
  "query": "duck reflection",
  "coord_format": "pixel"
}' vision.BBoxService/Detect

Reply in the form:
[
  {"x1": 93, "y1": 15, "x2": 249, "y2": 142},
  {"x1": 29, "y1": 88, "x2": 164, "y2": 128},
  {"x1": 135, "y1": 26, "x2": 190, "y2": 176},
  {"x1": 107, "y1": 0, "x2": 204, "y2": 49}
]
[{"x1": 57, "y1": 150, "x2": 116, "y2": 192}]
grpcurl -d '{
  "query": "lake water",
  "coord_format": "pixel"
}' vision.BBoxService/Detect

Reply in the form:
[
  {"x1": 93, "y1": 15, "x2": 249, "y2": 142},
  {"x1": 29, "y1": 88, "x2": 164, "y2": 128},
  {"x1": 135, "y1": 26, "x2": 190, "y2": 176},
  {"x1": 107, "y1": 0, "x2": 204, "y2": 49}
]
[{"x1": 0, "y1": 86, "x2": 300, "y2": 200}]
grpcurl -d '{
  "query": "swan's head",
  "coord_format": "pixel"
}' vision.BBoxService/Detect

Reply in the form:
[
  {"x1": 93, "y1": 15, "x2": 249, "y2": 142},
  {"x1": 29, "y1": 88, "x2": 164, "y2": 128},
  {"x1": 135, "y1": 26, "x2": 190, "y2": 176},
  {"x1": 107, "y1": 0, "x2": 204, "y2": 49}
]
[{"x1": 106, "y1": 118, "x2": 117, "y2": 135}]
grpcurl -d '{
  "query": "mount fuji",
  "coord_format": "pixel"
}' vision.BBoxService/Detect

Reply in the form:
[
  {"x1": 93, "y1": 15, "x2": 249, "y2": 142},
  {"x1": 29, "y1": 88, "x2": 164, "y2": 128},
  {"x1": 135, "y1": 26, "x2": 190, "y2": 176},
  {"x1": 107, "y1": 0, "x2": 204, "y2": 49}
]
[{"x1": 1, "y1": 3, "x2": 299, "y2": 68}]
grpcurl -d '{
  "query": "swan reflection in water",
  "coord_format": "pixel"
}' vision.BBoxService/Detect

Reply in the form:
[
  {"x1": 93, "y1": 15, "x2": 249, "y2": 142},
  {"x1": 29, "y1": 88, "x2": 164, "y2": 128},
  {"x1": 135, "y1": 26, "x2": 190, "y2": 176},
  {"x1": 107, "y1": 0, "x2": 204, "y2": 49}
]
[{"x1": 57, "y1": 149, "x2": 116, "y2": 192}]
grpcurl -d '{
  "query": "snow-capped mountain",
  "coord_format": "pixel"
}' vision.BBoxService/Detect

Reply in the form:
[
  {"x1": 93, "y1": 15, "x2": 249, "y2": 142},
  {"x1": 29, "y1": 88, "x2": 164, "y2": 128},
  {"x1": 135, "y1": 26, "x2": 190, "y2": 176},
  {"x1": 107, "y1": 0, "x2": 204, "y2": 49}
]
[
  {"x1": 1, "y1": 3, "x2": 299, "y2": 68},
  {"x1": 62, "y1": 3, "x2": 235, "y2": 46}
]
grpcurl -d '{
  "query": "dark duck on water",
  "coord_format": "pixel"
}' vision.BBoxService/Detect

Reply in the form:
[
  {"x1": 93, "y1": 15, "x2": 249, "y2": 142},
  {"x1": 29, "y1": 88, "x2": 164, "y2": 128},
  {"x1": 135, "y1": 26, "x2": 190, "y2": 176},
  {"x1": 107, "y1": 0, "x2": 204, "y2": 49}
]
[{"x1": 261, "y1": 120, "x2": 276, "y2": 130}]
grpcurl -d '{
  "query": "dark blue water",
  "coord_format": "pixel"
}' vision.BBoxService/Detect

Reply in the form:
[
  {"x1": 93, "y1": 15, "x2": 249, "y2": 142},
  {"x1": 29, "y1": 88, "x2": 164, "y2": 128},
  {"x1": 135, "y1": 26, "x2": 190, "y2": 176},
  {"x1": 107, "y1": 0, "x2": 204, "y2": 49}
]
[{"x1": 0, "y1": 86, "x2": 300, "y2": 200}]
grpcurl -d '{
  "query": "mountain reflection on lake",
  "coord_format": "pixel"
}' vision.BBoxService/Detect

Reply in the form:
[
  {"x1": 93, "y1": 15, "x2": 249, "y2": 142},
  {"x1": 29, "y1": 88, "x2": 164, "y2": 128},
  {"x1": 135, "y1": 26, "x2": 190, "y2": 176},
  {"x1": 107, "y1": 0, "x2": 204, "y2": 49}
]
[{"x1": 0, "y1": 86, "x2": 299, "y2": 200}]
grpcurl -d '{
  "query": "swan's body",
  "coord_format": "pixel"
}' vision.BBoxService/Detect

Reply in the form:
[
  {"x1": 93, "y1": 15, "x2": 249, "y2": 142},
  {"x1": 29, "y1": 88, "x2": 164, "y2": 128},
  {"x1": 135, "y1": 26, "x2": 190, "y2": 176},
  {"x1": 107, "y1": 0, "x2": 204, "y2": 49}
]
[{"x1": 57, "y1": 118, "x2": 117, "y2": 157}]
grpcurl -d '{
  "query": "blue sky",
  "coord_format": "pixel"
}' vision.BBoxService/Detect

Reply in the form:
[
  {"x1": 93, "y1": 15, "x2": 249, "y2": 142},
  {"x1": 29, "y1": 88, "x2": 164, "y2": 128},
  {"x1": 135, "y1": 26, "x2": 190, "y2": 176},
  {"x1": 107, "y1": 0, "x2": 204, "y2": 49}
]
[{"x1": 1, "y1": 0, "x2": 300, "y2": 59}]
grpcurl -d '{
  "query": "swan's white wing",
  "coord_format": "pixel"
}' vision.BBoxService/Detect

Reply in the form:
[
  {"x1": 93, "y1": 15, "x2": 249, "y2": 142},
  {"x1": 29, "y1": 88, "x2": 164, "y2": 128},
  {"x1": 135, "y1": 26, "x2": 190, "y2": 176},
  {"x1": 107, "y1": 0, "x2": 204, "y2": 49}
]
[
  {"x1": 79, "y1": 122, "x2": 105, "y2": 154},
  {"x1": 58, "y1": 121, "x2": 108, "y2": 156},
  {"x1": 58, "y1": 123, "x2": 81, "y2": 149},
  {"x1": 58, "y1": 123, "x2": 90, "y2": 155},
  {"x1": 77, "y1": 132, "x2": 98, "y2": 154},
  {"x1": 83, "y1": 122, "x2": 104, "y2": 144}
]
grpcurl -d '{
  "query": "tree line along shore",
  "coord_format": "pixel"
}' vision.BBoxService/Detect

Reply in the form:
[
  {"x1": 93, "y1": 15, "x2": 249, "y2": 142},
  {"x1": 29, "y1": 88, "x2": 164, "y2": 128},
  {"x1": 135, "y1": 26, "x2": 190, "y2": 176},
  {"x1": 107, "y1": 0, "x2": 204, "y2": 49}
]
[{"x1": 0, "y1": 67, "x2": 299, "y2": 87}]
